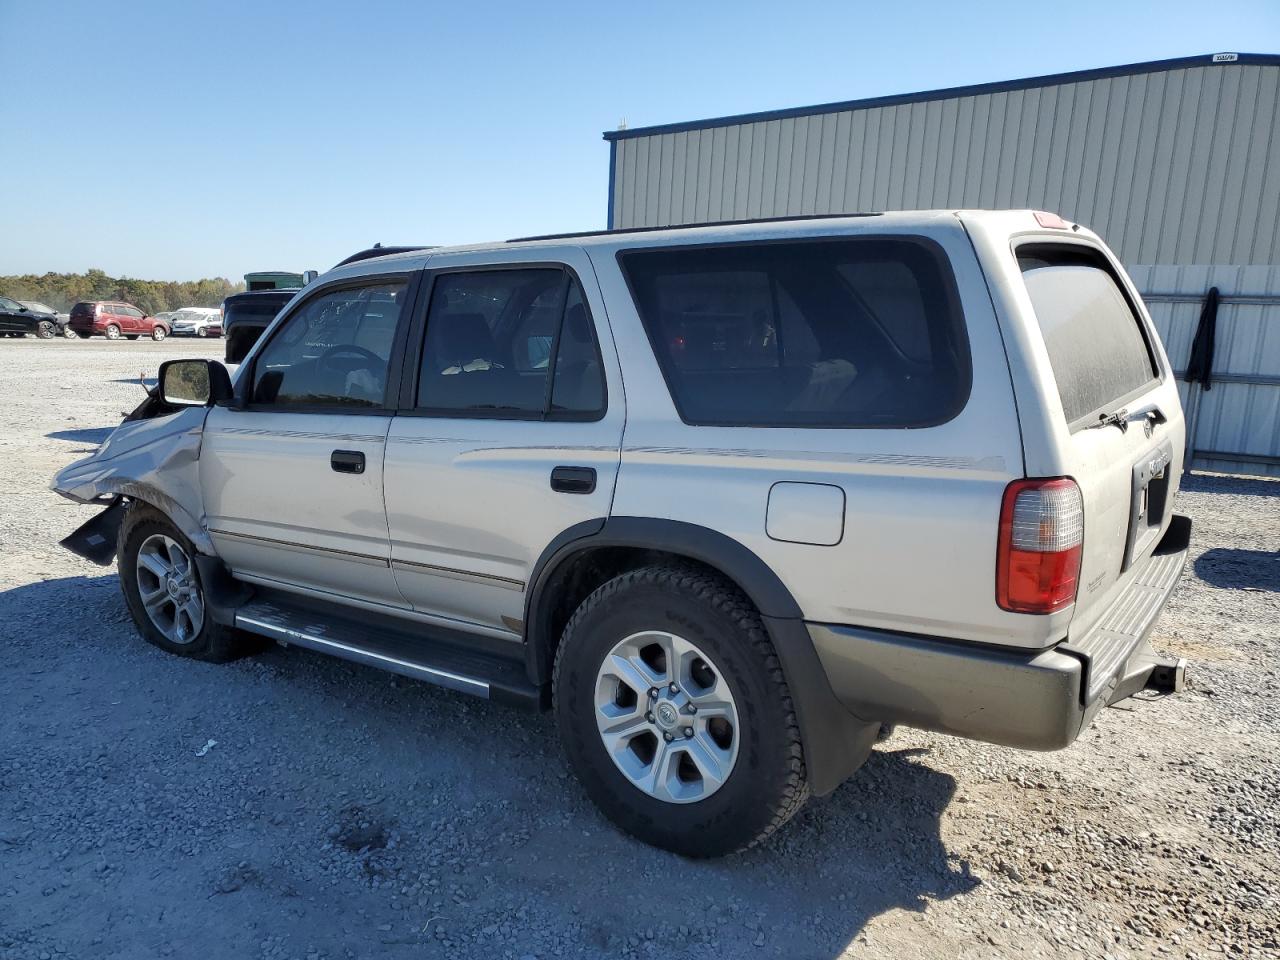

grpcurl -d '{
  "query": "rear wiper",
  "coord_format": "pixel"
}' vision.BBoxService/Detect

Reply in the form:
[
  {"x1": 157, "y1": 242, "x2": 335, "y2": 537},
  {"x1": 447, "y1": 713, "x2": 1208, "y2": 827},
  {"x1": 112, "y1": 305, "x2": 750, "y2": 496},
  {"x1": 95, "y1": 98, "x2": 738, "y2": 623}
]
[{"x1": 1091, "y1": 407, "x2": 1130, "y2": 432}]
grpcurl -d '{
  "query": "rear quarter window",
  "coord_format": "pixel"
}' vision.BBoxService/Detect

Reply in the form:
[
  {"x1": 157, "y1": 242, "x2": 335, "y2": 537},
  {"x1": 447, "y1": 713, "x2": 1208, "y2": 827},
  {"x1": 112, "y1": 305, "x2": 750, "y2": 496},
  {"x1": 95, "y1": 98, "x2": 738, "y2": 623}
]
[
  {"x1": 1017, "y1": 245, "x2": 1159, "y2": 425},
  {"x1": 619, "y1": 237, "x2": 969, "y2": 428}
]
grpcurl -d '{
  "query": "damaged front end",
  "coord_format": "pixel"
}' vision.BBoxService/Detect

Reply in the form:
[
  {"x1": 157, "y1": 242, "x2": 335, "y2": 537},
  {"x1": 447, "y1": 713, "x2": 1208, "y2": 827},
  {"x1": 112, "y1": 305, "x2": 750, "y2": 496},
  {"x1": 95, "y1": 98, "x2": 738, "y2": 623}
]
[{"x1": 51, "y1": 402, "x2": 215, "y2": 565}]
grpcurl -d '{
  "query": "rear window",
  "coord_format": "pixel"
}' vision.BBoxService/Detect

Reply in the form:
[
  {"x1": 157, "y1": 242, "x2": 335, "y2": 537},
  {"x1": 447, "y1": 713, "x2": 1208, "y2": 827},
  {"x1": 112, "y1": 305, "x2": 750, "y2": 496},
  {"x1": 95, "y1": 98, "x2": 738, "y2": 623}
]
[
  {"x1": 1018, "y1": 246, "x2": 1159, "y2": 425},
  {"x1": 619, "y1": 237, "x2": 968, "y2": 427},
  {"x1": 225, "y1": 297, "x2": 289, "y2": 324}
]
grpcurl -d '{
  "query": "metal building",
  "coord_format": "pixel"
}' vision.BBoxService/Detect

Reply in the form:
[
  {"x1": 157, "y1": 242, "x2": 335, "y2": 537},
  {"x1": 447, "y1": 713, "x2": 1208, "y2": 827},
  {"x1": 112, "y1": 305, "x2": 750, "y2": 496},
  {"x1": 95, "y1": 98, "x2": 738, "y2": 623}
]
[{"x1": 604, "y1": 53, "x2": 1280, "y2": 475}]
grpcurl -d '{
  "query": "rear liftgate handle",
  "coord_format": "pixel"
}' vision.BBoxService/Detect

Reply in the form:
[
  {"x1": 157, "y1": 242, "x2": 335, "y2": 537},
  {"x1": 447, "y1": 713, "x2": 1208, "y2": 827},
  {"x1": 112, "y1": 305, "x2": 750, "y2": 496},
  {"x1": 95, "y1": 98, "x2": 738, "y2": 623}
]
[
  {"x1": 550, "y1": 466, "x2": 596, "y2": 494},
  {"x1": 331, "y1": 450, "x2": 366, "y2": 475}
]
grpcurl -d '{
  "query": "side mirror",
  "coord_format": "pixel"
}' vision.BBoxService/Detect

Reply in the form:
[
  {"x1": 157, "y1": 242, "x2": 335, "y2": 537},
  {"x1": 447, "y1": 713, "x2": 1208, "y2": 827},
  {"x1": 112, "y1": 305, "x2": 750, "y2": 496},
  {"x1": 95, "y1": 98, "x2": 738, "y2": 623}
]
[{"x1": 157, "y1": 358, "x2": 233, "y2": 407}]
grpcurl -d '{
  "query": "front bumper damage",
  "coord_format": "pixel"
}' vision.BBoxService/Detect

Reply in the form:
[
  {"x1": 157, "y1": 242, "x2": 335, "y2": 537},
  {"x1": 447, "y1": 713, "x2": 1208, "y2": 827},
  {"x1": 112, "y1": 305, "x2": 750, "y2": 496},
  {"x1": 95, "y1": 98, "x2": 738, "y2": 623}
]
[
  {"x1": 811, "y1": 514, "x2": 1192, "y2": 750},
  {"x1": 51, "y1": 405, "x2": 214, "y2": 559}
]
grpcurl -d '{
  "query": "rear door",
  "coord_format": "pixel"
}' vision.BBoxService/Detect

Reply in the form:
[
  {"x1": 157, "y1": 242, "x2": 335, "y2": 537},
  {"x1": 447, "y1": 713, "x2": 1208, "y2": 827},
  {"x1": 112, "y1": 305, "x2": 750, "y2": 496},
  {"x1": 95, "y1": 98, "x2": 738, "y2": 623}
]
[
  {"x1": 0, "y1": 296, "x2": 25, "y2": 333},
  {"x1": 382, "y1": 250, "x2": 623, "y2": 639},
  {"x1": 1014, "y1": 240, "x2": 1184, "y2": 637}
]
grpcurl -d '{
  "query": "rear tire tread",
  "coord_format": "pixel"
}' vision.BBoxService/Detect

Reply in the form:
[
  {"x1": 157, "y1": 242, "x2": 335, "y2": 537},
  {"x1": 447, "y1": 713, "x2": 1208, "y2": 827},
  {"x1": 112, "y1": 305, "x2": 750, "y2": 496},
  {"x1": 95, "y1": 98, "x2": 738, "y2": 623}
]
[{"x1": 553, "y1": 562, "x2": 809, "y2": 855}]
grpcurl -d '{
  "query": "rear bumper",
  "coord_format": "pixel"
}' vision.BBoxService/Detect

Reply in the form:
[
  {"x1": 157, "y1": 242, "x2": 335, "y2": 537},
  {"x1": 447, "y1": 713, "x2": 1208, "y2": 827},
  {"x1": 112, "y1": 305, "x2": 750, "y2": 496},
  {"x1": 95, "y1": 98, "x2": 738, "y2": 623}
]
[{"x1": 811, "y1": 514, "x2": 1191, "y2": 750}]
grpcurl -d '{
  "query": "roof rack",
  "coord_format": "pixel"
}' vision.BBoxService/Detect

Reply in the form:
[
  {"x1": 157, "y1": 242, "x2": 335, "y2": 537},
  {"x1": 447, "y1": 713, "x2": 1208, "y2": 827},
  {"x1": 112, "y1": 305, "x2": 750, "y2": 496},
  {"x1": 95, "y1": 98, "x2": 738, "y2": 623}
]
[
  {"x1": 333, "y1": 244, "x2": 437, "y2": 268},
  {"x1": 506, "y1": 212, "x2": 881, "y2": 244}
]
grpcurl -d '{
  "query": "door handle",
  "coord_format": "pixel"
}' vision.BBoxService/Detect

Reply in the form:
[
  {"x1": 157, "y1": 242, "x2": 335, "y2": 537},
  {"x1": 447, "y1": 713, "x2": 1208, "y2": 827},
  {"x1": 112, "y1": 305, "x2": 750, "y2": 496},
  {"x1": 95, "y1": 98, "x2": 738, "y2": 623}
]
[
  {"x1": 331, "y1": 450, "x2": 366, "y2": 475},
  {"x1": 550, "y1": 466, "x2": 596, "y2": 494}
]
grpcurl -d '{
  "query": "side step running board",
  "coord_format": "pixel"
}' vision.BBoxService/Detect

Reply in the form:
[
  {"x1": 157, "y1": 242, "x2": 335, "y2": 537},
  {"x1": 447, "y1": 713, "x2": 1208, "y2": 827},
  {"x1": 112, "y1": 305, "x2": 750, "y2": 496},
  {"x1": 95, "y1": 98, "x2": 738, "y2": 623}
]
[{"x1": 234, "y1": 592, "x2": 542, "y2": 709}]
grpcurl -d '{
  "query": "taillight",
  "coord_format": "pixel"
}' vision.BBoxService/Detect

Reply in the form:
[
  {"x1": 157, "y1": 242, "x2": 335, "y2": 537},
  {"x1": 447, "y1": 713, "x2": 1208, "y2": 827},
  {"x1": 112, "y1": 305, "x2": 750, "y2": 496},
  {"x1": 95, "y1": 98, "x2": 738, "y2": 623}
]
[{"x1": 996, "y1": 478, "x2": 1084, "y2": 614}]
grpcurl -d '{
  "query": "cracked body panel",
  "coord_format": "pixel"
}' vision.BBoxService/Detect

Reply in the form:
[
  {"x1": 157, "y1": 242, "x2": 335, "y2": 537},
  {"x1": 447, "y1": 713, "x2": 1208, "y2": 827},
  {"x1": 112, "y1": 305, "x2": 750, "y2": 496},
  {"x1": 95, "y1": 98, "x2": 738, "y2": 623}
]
[{"x1": 51, "y1": 406, "x2": 215, "y2": 554}]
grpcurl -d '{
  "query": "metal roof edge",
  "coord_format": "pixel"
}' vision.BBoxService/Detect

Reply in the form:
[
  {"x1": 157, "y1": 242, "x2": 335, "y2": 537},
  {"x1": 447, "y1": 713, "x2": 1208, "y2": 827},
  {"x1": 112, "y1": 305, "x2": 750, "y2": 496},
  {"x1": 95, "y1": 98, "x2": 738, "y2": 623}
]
[{"x1": 602, "y1": 52, "x2": 1280, "y2": 142}]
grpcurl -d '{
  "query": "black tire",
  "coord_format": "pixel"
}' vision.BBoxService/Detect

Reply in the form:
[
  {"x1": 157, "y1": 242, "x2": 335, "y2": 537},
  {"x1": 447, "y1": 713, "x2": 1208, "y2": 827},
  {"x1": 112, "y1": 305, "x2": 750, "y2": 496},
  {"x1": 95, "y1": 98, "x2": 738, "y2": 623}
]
[
  {"x1": 36, "y1": 320, "x2": 56, "y2": 339},
  {"x1": 76, "y1": 331, "x2": 91, "y2": 339},
  {"x1": 553, "y1": 564, "x2": 809, "y2": 857},
  {"x1": 118, "y1": 503, "x2": 250, "y2": 662},
  {"x1": 125, "y1": 334, "x2": 140, "y2": 341}
]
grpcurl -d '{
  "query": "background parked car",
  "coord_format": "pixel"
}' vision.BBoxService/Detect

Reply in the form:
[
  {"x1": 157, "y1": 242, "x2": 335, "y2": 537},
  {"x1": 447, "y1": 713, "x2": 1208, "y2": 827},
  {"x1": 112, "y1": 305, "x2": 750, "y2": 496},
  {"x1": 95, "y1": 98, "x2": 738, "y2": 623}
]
[
  {"x1": 68, "y1": 302, "x2": 171, "y2": 341},
  {"x1": 0, "y1": 296, "x2": 66, "y2": 339},
  {"x1": 170, "y1": 307, "x2": 223, "y2": 337},
  {"x1": 222, "y1": 288, "x2": 295, "y2": 362},
  {"x1": 19, "y1": 300, "x2": 74, "y2": 336}
]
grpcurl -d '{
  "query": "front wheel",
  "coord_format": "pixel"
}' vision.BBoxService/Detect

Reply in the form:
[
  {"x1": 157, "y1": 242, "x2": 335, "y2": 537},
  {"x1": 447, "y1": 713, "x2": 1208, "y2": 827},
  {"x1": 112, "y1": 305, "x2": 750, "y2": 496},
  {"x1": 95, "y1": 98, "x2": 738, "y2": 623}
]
[
  {"x1": 554, "y1": 564, "x2": 809, "y2": 857},
  {"x1": 62, "y1": 324, "x2": 78, "y2": 339},
  {"x1": 151, "y1": 326, "x2": 167, "y2": 341},
  {"x1": 118, "y1": 504, "x2": 250, "y2": 662},
  {"x1": 36, "y1": 320, "x2": 56, "y2": 339}
]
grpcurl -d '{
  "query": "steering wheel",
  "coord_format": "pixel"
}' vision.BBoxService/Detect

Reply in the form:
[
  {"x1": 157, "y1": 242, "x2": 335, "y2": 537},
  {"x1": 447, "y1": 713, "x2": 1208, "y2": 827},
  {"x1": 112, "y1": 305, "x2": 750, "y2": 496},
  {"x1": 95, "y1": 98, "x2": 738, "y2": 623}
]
[{"x1": 317, "y1": 344, "x2": 382, "y2": 372}]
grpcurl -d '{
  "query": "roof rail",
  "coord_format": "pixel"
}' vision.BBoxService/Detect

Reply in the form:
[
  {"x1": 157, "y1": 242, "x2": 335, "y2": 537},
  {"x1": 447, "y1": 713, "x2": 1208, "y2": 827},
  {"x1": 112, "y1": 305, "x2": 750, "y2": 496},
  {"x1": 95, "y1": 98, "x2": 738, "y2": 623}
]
[
  {"x1": 333, "y1": 244, "x2": 436, "y2": 268},
  {"x1": 506, "y1": 212, "x2": 881, "y2": 244}
]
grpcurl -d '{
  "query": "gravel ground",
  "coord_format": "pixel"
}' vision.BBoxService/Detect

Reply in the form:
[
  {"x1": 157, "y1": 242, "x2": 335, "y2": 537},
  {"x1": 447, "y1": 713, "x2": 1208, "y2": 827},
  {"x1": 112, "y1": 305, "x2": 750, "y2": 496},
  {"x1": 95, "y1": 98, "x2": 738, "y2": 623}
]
[{"x1": 1, "y1": 338, "x2": 1277, "y2": 960}]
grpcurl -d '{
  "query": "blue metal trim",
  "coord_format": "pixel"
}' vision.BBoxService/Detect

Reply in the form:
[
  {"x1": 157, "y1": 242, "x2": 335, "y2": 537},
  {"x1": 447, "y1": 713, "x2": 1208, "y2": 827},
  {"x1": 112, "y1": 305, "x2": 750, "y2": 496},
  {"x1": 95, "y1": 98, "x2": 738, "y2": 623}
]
[
  {"x1": 606, "y1": 139, "x2": 616, "y2": 229},
  {"x1": 602, "y1": 52, "x2": 1280, "y2": 142}
]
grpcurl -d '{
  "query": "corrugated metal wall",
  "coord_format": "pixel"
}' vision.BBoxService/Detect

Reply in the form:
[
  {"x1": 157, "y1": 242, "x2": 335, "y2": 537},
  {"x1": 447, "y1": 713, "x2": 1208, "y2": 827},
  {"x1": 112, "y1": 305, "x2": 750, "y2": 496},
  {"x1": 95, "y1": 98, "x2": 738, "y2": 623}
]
[
  {"x1": 609, "y1": 61, "x2": 1280, "y2": 268},
  {"x1": 1131, "y1": 265, "x2": 1280, "y2": 478},
  {"x1": 607, "y1": 56, "x2": 1280, "y2": 474}
]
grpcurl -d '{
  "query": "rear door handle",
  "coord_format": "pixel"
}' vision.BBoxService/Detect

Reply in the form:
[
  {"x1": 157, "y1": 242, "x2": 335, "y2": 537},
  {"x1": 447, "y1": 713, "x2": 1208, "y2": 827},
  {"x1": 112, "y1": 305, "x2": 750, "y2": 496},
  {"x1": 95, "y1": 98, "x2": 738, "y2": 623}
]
[
  {"x1": 331, "y1": 450, "x2": 366, "y2": 475},
  {"x1": 550, "y1": 466, "x2": 596, "y2": 494}
]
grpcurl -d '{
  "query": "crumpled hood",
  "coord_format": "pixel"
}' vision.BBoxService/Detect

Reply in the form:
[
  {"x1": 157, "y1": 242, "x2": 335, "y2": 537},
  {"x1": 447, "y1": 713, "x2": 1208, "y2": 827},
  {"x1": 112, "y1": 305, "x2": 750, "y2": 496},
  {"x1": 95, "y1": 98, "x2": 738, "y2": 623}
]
[{"x1": 51, "y1": 406, "x2": 215, "y2": 554}]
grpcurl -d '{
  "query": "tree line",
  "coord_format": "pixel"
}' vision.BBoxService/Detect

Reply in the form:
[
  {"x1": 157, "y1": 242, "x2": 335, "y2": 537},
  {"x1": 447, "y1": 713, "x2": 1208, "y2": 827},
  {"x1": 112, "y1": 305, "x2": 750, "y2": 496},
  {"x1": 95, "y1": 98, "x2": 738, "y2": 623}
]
[{"x1": 0, "y1": 269, "x2": 245, "y2": 314}]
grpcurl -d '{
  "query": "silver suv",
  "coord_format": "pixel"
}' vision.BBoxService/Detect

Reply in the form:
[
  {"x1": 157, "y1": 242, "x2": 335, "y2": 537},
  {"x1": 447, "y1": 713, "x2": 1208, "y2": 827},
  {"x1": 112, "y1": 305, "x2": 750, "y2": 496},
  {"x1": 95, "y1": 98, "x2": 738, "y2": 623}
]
[{"x1": 53, "y1": 211, "x2": 1191, "y2": 857}]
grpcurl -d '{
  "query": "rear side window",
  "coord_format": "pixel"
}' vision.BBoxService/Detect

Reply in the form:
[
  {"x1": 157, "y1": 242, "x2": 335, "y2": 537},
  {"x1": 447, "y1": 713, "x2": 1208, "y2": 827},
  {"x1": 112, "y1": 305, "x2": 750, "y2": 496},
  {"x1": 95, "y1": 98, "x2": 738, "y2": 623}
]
[
  {"x1": 416, "y1": 269, "x2": 605, "y2": 419},
  {"x1": 619, "y1": 237, "x2": 968, "y2": 427},
  {"x1": 1018, "y1": 246, "x2": 1159, "y2": 425}
]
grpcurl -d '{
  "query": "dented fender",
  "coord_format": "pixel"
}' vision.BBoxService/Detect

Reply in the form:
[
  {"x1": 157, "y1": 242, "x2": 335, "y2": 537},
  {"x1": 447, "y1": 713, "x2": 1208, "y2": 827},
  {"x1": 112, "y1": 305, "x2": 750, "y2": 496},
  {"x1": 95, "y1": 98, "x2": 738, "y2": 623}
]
[{"x1": 51, "y1": 406, "x2": 214, "y2": 555}]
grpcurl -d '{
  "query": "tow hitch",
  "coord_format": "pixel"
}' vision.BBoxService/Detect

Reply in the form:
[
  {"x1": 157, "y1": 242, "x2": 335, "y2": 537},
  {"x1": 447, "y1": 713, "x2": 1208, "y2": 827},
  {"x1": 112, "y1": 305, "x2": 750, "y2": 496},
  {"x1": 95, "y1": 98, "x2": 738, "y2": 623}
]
[{"x1": 1145, "y1": 656, "x2": 1188, "y2": 694}]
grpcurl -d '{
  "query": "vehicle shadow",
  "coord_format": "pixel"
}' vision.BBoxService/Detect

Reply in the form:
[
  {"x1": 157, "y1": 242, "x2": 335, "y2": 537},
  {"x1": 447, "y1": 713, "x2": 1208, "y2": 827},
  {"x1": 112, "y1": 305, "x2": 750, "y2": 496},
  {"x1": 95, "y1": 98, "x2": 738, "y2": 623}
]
[
  {"x1": 1194, "y1": 547, "x2": 1280, "y2": 593},
  {"x1": 46, "y1": 426, "x2": 114, "y2": 444},
  {"x1": 2, "y1": 574, "x2": 977, "y2": 959},
  {"x1": 1181, "y1": 472, "x2": 1280, "y2": 498}
]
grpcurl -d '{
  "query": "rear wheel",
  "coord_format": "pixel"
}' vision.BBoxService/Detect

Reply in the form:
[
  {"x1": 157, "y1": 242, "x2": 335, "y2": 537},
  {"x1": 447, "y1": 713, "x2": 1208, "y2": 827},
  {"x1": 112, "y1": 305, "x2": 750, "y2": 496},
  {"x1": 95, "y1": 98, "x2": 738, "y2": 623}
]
[
  {"x1": 36, "y1": 320, "x2": 56, "y2": 339},
  {"x1": 118, "y1": 504, "x2": 250, "y2": 662},
  {"x1": 151, "y1": 326, "x2": 167, "y2": 341},
  {"x1": 553, "y1": 564, "x2": 809, "y2": 857},
  {"x1": 104, "y1": 324, "x2": 121, "y2": 340}
]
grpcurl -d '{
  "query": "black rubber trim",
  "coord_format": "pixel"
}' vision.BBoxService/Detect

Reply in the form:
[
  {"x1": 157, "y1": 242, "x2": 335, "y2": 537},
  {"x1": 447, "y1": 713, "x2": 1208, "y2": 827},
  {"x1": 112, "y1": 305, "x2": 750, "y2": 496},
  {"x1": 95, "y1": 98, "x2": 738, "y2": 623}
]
[
  {"x1": 194, "y1": 554, "x2": 256, "y2": 627},
  {"x1": 525, "y1": 516, "x2": 805, "y2": 680},
  {"x1": 58, "y1": 498, "x2": 126, "y2": 566},
  {"x1": 762, "y1": 615, "x2": 880, "y2": 796}
]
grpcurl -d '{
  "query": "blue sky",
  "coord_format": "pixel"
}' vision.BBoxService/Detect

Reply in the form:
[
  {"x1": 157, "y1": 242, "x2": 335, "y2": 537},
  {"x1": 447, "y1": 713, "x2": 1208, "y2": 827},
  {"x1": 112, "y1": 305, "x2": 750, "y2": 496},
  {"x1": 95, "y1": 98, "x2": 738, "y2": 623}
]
[{"x1": 2, "y1": 0, "x2": 1277, "y2": 281}]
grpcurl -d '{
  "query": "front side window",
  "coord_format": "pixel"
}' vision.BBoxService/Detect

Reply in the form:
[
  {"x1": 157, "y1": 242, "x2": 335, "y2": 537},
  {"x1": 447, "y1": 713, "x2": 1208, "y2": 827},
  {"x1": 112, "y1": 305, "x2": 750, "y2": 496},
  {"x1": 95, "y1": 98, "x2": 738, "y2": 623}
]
[
  {"x1": 251, "y1": 280, "x2": 406, "y2": 408},
  {"x1": 1018, "y1": 246, "x2": 1159, "y2": 424},
  {"x1": 620, "y1": 237, "x2": 969, "y2": 427},
  {"x1": 416, "y1": 268, "x2": 605, "y2": 418}
]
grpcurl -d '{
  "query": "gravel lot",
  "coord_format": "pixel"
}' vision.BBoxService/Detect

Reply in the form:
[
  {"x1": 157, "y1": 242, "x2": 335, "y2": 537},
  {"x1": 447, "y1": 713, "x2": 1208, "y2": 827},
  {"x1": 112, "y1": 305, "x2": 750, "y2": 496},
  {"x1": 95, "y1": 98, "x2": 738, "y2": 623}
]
[{"x1": 1, "y1": 338, "x2": 1277, "y2": 960}]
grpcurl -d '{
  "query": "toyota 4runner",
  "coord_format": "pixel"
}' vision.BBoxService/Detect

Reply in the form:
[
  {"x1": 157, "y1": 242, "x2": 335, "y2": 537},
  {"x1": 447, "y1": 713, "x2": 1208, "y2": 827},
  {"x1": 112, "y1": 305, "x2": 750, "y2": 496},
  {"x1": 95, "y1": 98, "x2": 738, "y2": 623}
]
[{"x1": 52, "y1": 211, "x2": 1190, "y2": 857}]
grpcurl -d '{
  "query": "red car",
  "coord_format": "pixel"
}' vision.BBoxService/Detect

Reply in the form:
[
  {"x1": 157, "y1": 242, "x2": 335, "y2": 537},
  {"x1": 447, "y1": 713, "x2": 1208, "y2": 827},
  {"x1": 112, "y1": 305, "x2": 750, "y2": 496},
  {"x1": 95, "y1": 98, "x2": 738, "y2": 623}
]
[{"x1": 68, "y1": 302, "x2": 171, "y2": 341}]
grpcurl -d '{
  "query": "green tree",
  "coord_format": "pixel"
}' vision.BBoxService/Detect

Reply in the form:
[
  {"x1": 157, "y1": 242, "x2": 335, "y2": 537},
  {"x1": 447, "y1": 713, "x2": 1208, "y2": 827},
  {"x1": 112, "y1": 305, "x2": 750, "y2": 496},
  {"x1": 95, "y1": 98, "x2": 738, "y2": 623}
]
[{"x1": 0, "y1": 271, "x2": 244, "y2": 313}]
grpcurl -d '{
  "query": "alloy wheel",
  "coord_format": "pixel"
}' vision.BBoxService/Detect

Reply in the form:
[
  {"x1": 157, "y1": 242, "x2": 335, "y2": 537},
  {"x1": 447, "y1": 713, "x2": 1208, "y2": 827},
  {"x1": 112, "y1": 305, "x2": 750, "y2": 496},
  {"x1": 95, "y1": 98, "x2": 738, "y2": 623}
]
[
  {"x1": 135, "y1": 534, "x2": 204, "y2": 645},
  {"x1": 594, "y1": 630, "x2": 740, "y2": 804},
  {"x1": 105, "y1": 324, "x2": 120, "y2": 340}
]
